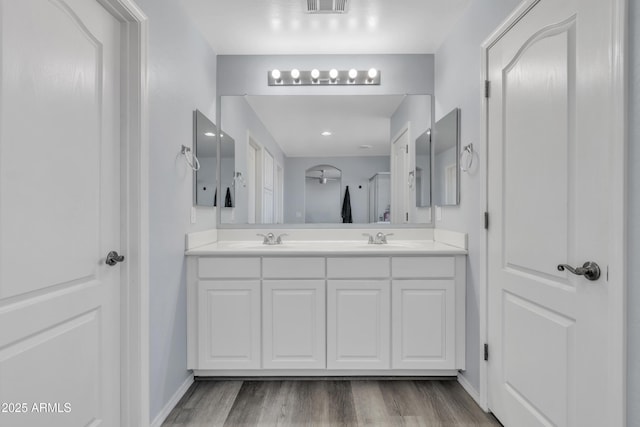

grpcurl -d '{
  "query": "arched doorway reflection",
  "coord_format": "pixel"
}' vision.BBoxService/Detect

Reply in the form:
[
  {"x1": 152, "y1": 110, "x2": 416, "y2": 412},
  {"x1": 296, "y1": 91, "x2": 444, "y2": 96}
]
[{"x1": 304, "y1": 165, "x2": 342, "y2": 223}]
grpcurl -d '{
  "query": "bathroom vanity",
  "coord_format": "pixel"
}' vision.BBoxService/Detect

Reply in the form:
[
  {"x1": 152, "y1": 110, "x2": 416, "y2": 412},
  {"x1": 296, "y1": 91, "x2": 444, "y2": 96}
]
[{"x1": 186, "y1": 235, "x2": 466, "y2": 377}]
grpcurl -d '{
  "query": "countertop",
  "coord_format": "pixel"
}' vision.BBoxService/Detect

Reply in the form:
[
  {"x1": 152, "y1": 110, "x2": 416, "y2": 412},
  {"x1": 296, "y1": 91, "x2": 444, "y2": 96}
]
[{"x1": 185, "y1": 240, "x2": 467, "y2": 256}]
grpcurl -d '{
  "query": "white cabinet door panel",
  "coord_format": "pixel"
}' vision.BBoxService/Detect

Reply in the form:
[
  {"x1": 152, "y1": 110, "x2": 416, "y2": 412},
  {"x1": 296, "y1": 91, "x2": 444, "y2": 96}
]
[
  {"x1": 263, "y1": 280, "x2": 325, "y2": 369},
  {"x1": 327, "y1": 280, "x2": 390, "y2": 369},
  {"x1": 198, "y1": 281, "x2": 261, "y2": 369},
  {"x1": 392, "y1": 280, "x2": 455, "y2": 369}
]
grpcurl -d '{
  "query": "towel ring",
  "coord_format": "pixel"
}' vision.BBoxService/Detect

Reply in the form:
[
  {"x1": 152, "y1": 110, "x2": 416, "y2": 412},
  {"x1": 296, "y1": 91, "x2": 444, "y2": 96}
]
[
  {"x1": 181, "y1": 145, "x2": 200, "y2": 171},
  {"x1": 460, "y1": 143, "x2": 474, "y2": 172}
]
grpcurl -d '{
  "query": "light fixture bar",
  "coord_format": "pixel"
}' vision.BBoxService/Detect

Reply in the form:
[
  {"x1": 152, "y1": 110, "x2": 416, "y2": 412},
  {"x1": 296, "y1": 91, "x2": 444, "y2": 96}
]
[{"x1": 268, "y1": 69, "x2": 380, "y2": 86}]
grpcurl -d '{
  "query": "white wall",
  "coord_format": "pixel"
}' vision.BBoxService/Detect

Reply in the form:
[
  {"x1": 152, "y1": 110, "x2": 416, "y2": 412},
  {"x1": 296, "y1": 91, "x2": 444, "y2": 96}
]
[
  {"x1": 135, "y1": 0, "x2": 217, "y2": 421},
  {"x1": 433, "y1": 0, "x2": 522, "y2": 394},
  {"x1": 628, "y1": 0, "x2": 640, "y2": 424},
  {"x1": 284, "y1": 156, "x2": 390, "y2": 223}
]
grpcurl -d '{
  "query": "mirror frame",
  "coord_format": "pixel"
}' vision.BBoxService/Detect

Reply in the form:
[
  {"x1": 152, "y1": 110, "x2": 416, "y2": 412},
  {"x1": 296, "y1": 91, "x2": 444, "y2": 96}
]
[{"x1": 215, "y1": 93, "x2": 436, "y2": 229}]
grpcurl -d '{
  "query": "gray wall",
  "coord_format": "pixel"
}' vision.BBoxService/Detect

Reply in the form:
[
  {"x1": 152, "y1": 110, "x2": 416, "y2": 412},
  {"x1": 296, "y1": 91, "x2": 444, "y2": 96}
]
[
  {"x1": 220, "y1": 96, "x2": 286, "y2": 223},
  {"x1": 135, "y1": 0, "x2": 217, "y2": 421},
  {"x1": 217, "y1": 54, "x2": 434, "y2": 97},
  {"x1": 433, "y1": 0, "x2": 522, "y2": 394},
  {"x1": 284, "y1": 156, "x2": 390, "y2": 224},
  {"x1": 629, "y1": 0, "x2": 639, "y2": 424}
]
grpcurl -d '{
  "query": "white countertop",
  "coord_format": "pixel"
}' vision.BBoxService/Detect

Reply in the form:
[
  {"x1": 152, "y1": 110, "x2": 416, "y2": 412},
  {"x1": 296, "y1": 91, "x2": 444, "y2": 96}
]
[{"x1": 185, "y1": 240, "x2": 467, "y2": 256}]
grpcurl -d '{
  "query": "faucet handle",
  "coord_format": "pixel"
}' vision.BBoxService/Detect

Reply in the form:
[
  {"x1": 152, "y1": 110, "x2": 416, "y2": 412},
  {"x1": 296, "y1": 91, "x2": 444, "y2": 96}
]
[
  {"x1": 257, "y1": 233, "x2": 269, "y2": 244},
  {"x1": 381, "y1": 233, "x2": 394, "y2": 243},
  {"x1": 362, "y1": 233, "x2": 374, "y2": 244},
  {"x1": 276, "y1": 233, "x2": 288, "y2": 244}
]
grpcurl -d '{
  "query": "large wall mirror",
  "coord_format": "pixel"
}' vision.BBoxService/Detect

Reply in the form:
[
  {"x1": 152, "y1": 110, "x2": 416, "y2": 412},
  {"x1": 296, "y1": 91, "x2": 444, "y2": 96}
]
[
  {"x1": 432, "y1": 108, "x2": 460, "y2": 206},
  {"x1": 219, "y1": 94, "x2": 433, "y2": 227}
]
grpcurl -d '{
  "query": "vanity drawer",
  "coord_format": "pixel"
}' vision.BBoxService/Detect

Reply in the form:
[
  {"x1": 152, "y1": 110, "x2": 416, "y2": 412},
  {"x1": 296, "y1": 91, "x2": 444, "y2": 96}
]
[
  {"x1": 263, "y1": 257, "x2": 325, "y2": 278},
  {"x1": 391, "y1": 256, "x2": 455, "y2": 278},
  {"x1": 198, "y1": 257, "x2": 261, "y2": 278},
  {"x1": 327, "y1": 257, "x2": 390, "y2": 278}
]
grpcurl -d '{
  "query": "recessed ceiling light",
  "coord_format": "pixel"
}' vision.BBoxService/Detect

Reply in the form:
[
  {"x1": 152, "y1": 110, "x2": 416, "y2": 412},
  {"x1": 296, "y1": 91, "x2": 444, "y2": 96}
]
[
  {"x1": 359, "y1": 144, "x2": 372, "y2": 149},
  {"x1": 321, "y1": 131, "x2": 332, "y2": 136}
]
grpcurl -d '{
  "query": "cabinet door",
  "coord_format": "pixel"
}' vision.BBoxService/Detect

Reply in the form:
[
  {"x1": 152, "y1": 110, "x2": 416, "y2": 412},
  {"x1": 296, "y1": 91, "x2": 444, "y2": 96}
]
[
  {"x1": 263, "y1": 280, "x2": 325, "y2": 369},
  {"x1": 198, "y1": 280, "x2": 261, "y2": 369},
  {"x1": 392, "y1": 280, "x2": 455, "y2": 369},
  {"x1": 327, "y1": 280, "x2": 390, "y2": 369}
]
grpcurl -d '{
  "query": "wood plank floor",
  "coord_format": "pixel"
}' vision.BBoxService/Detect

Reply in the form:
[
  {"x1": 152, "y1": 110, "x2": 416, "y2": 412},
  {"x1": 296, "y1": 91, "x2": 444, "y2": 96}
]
[{"x1": 162, "y1": 379, "x2": 503, "y2": 426}]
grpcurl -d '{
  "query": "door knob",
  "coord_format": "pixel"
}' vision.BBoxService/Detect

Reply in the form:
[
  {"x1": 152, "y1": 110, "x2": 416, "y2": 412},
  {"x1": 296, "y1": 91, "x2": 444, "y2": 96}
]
[
  {"x1": 557, "y1": 261, "x2": 601, "y2": 281},
  {"x1": 106, "y1": 251, "x2": 125, "y2": 266}
]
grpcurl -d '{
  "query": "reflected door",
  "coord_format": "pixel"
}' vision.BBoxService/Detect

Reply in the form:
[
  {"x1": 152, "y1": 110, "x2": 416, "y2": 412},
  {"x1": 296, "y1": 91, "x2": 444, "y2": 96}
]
[
  {"x1": 487, "y1": 0, "x2": 617, "y2": 425},
  {"x1": 391, "y1": 127, "x2": 410, "y2": 223},
  {"x1": 0, "y1": 0, "x2": 122, "y2": 425}
]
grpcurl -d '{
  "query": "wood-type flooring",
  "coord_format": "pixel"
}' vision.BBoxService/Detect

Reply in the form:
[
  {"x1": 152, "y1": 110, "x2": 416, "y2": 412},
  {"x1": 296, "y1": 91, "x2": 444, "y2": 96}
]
[{"x1": 162, "y1": 379, "x2": 503, "y2": 426}]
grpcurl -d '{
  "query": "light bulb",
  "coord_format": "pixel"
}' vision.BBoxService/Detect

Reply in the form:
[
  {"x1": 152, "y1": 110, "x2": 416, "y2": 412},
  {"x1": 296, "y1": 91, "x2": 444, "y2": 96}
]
[
  {"x1": 310, "y1": 69, "x2": 320, "y2": 80},
  {"x1": 367, "y1": 68, "x2": 378, "y2": 79},
  {"x1": 291, "y1": 68, "x2": 300, "y2": 80},
  {"x1": 329, "y1": 68, "x2": 338, "y2": 80},
  {"x1": 348, "y1": 69, "x2": 358, "y2": 79},
  {"x1": 271, "y1": 69, "x2": 281, "y2": 80}
]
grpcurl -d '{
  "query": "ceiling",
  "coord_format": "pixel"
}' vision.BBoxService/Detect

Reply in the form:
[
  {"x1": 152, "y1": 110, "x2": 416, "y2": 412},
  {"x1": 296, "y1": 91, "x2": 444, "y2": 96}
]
[
  {"x1": 244, "y1": 95, "x2": 406, "y2": 157},
  {"x1": 180, "y1": 0, "x2": 472, "y2": 55}
]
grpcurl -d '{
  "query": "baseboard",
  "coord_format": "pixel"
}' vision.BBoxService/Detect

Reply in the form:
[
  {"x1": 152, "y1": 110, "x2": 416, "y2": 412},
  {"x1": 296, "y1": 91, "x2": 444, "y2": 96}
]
[
  {"x1": 150, "y1": 374, "x2": 194, "y2": 427},
  {"x1": 457, "y1": 373, "x2": 483, "y2": 409}
]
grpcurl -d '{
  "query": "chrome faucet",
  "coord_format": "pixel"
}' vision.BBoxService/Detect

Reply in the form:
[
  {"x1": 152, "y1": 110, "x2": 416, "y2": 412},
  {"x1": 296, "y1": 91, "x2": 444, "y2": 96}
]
[
  {"x1": 257, "y1": 232, "x2": 288, "y2": 245},
  {"x1": 363, "y1": 232, "x2": 394, "y2": 244},
  {"x1": 257, "y1": 232, "x2": 276, "y2": 245}
]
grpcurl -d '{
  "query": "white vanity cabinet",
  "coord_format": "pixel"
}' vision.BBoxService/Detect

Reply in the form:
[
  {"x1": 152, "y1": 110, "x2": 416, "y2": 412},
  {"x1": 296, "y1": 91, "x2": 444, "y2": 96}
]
[
  {"x1": 187, "y1": 248, "x2": 466, "y2": 376},
  {"x1": 189, "y1": 257, "x2": 261, "y2": 370},
  {"x1": 327, "y1": 279, "x2": 391, "y2": 369},
  {"x1": 326, "y1": 258, "x2": 391, "y2": 369}
]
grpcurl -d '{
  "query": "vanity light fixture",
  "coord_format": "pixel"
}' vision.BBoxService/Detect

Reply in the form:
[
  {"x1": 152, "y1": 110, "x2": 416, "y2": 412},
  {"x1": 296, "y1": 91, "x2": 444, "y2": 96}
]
[
  {"x1": 267, "y1": 68, "x2": 380, "y2": 86},
  {"x1": 348, "y1": 68, "x2": 358, "y2": 83},
  {"x1": 204, "y1": 132, "x2": 215, "y2": 137},
  {"x1": 291, "y1": 68, "x2": 301, "y2": 83},
  {"x1": 367, "y1": 68, "x2": 378, "y2": 84},
  {"x1": 329, "y1": 68, "x2": 339, "y2": 83},
  {"x1": 310, "y1": 68, "x2": 320, "y2": 83},
  {"x1": 321, "y1": 131, "x2": 333, "y2": 136},
  {"x1": 271, "y1": 69, "x2": 282, "y2": 84}
]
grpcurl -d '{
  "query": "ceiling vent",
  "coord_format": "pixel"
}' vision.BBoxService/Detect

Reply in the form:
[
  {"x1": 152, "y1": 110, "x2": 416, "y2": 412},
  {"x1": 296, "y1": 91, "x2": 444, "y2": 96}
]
[{"x1": 306, "y1": 0, "x2": 349, "y2": 14}]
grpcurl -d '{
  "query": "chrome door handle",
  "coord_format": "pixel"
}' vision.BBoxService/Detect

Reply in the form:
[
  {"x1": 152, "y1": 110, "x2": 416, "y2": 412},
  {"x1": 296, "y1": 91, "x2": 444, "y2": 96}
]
[
  {"x1": 557, "y1": 261, "x2": 601, "y2": 281},
  {"x1": 106, "y1": 251, "x2": 125, "y2": 266}
]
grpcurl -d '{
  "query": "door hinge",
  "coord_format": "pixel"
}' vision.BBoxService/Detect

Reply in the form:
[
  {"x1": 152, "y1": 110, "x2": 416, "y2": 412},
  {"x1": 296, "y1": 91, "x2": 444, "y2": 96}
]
[
  {"x1": 484, "y1": 343, "x2": 489, "y2": 361},
  {"x1": 406, "y1": 145, "x2": 409, "y2": 154},
  {"x1": 406, "y1": 212, "x2": 409, "y2": 221},
  {"x1": 484, "y1": 80, "x2": 490, "y2": 98},
  {"x1": 484, "y1": 212, "x2": 489, "y2": 230}
]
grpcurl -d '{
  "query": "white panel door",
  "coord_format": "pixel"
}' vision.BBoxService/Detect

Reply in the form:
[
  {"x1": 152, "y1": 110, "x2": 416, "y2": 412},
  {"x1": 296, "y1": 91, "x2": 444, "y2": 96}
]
[
  {"x1": 263, "y1": 280, "x2": 325, "y2": 369},
  {"x1": 0, "y1": 0, "x2": 121, "y2": 426},
  {"x1": 198, "y1": 281, "x2": 260, "y2": 369},
  {"x1": 247, "y1": 143, "x2": 257, "y2": 224},
  {"x1": 487, "y1": 0, "x2": 619, "y2": 425},
  {"x1": 262, "y1": 150, "x2": 274, "y2": 223},
  {"x1": 391, "y1": 127, "x2": 410, "y2": 223},
  {"x1": 392, "y1": 280, "x2": 455, "y2": 370},
  {"x1": 327, "y1": 280, "x2": 390, "y2": 369}
]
